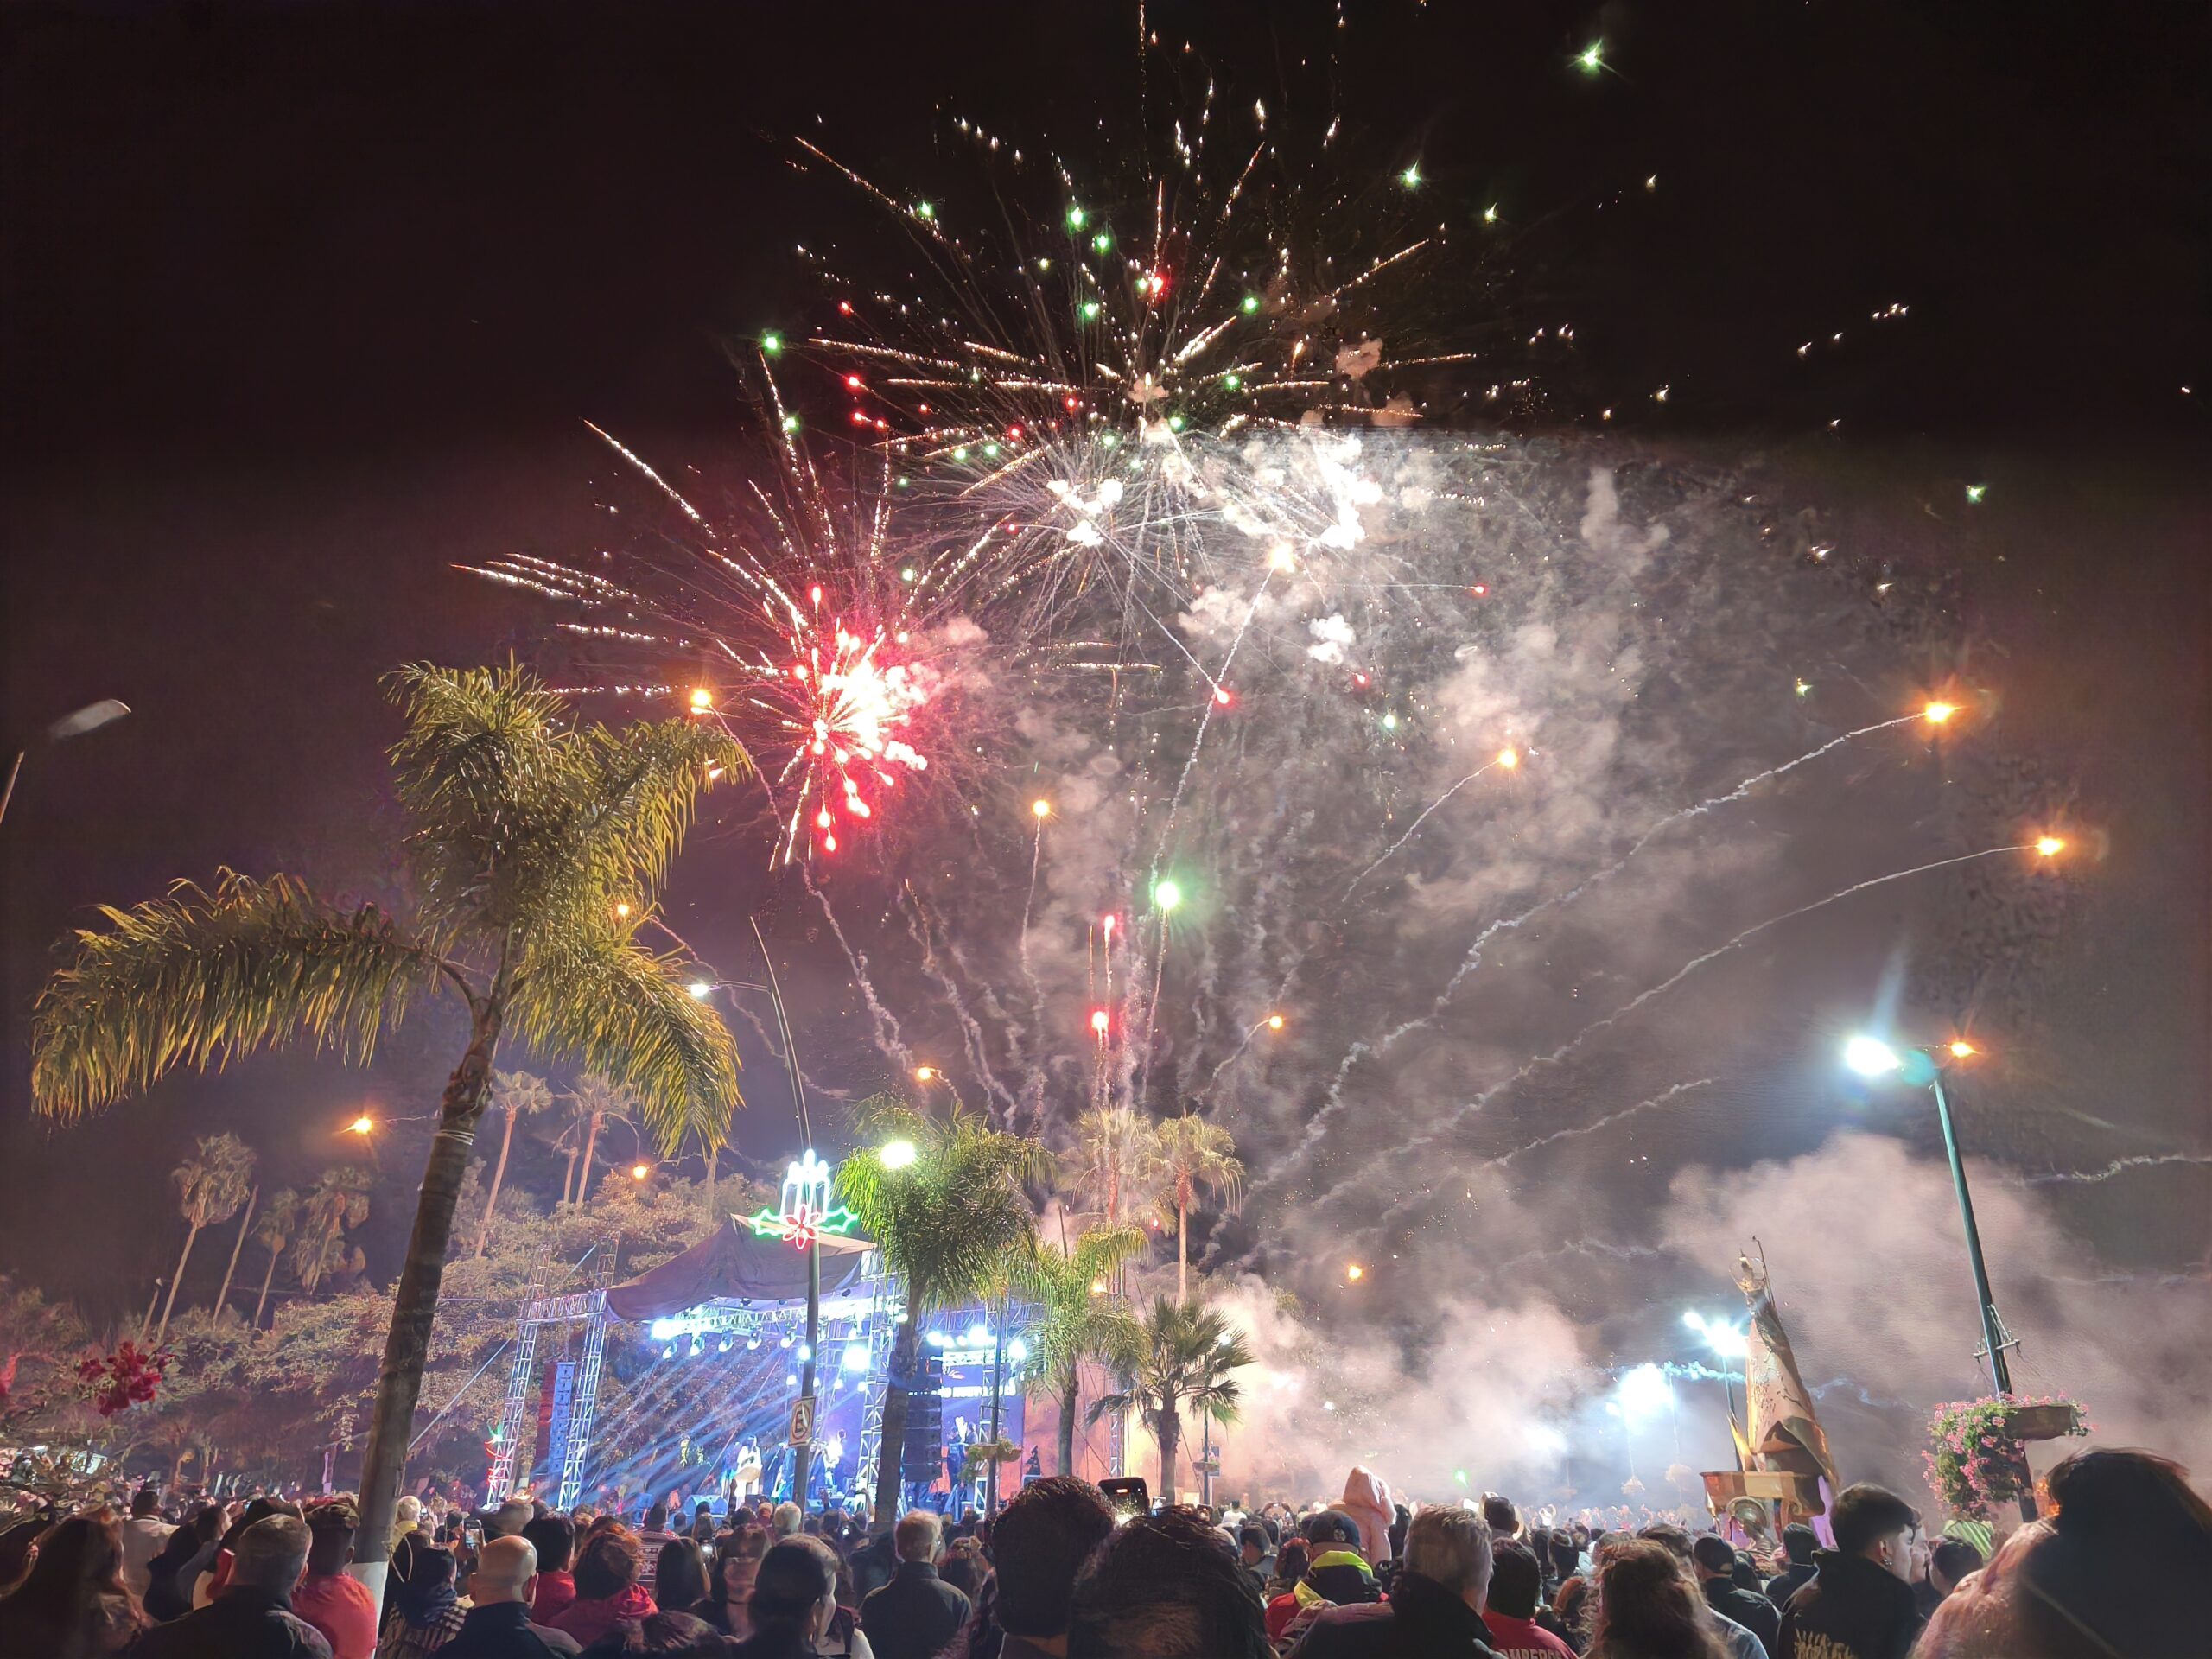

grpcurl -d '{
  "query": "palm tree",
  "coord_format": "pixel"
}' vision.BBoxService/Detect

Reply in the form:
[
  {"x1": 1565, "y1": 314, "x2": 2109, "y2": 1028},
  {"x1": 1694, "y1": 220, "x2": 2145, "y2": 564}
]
[
  {"x1": 251, "y1": 1189, "x2": 302, "y2": 1327},
  {"x1": 1017, "y1": 1225, "x2": 1146, "y2": 1477},
  {"x1": 212, "y1": 1184, "x2": 259, "y2": 1325},
  {"x1": 1087, "y1": 1296, "x2": 1255, "y2": 1506},
  {"x1": 1066, "y1": 1107, "x2": 1156, "y2": 1226},
  {"x1": 836, "y1": 1099, "x2": 1043, "y2": 1528},
  {"x1": 565, "y1": 1074, "x2": 639, "y2": 1209},
  {"x1": 474, "y1": 1069, "x2": 552, "y2": 1255},
  {"x1": 29, "y1": 662, "x2": 747, "y2": 1562},
  {"x1": 293, "y1": 1167, "x2": 372, "y2": 1295},
  {"x1": 1147, "y1": 1114, "x2": 1244, "y2": 1303},
  {"x1": 155, "y1": 1134, "x2": 256, "y2": 1344}
]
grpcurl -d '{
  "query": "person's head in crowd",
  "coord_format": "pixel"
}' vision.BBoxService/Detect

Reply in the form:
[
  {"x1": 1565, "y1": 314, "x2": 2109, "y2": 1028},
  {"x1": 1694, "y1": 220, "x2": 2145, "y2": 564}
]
[
  {"x1": 1926, "y1": 1537, "x2": 1984, "y2": 1598},
  {"x1": 895, "y1": 1508, "x2": 944, "y2": 1563},
  {"x1": 1689, "y1": 1534, "x2": 1736, "y2": 1583},
  {"x1": 1482, "y1": 1493, "x2": 1521, "y2": 1541},
  {"x1": 1555, "y1": 1572, "x2": 1592, "y2": 1630},
  {"x1": 523, "y1": 1514, "x2": 575, "y2": 1575},
  {"x1": 232, "y1": 1514, "x2": 313, "y2": 1597},
  {"x1": 1636, "y1": 1522, "x2": 1694, "y2": 1567},
  {"x1": 715, "y1": 1523, "x2": 770, "y2": 1606},
  {"x1": 389, "y1": 1529, "x2": 459, "y2": 1622},
  {"x1": 990, "y1": 1476, "x2": 1116, "y2": 1648},
  {"x1": 469, "y1": 1534, "x2": 539, "y2": 1605},
  {"x1": 130, "y1": 1486, "x2": 162, "y2": 1520},
  {"x1": 1590, "y1": 1538, "x2": 1727, "y2": 1658},
  {"x1": 589, "y1": 1608, "x2": 721, "y2": 1652},
  {"x1": 1780, "y1": 1522, "x2": 1819, "y2": 1566},
  {"x1": 772, "y1": 1500, "x2": 804, "y2": 1538},
  {"x1": 645, "y1": 1503, "x2": 669, "y2": 1533},
  {"x1": 486, "y1": 1497, "x2": 533, "y2": 1540},
  {"x1": 1829, "y1": 1482, "x2": 1920, "y2": 1580},
  {"x1": 1405, "y1": 1505, "x2": 1496, "y2": 1609},
  {"x1": 1066, "y1": 1505, "x2": 1271, "y2": 1659},
  {"x1": 225, "y1": 1495, "x2": 301, "y2": 1551},
  {"x1": 303, "y1": 1498, "x2": 358, "y2": 1576},
  {"x1": 656, "y1": 1536, "x2": 709, "y2": 1610},
  {"x1": 1237, "y1": 1522, "x2": 1268, "y2": 1568},
  {"x1": 1917, "y1": 1447, "x2": 2209, "y2": 1659},
  {"x1": 748, "y1": 1537, "x2": 839, "y2": 1648},
  {"x1": 1488, "y1": 1536, "x2": 1545, "y2": 1619},
  {"x1": 940, "y1": 1537, "x2": 988, "y2": 1599},
  {"x1": 572, "y1": 1522, "x2": 646, "y2": 1600},
  {"x1": 0, "y1": 1508, "x2": 137, "y2": 1650},
  {"x1": 1270, "y1": 1538, "x2": 1310, "y2": 1587},
  {"x1": 1301, "y1": 1508, "x2": 1364, "y2": 1557}
]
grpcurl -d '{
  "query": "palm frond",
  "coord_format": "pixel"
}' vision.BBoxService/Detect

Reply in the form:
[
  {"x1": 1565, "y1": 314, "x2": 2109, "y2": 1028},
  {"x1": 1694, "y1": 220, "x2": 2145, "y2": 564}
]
[
  {"x1": 30, "y1": 870, "x2": 448, "y2": 1120},
  {"x1": 509, "y1": 933, "x2": 741, "y2": 1154},
  {"x1": 838, "y1": 1104, "x2": 1039, "y2": 1315},
  {"x1": 566, "y1": 718, "x2": 750, "y2": 902}
]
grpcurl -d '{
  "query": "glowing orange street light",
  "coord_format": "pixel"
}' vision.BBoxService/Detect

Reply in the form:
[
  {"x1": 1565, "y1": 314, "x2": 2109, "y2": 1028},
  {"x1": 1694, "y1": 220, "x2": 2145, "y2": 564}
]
[
  {"x1": 914, "y1": 1065, "x2": 938, "y2": 1082},
  {"x1": 689, "y1": 688, "x2": 715, "y2": 712},
  {"x1": 2035, "y1": 836, "x2": 2065, "y2": 858},
  {"x1": 347, "y1": 1115, "x2": 374, "y2": 1135},
  {"x1": 613, "y1": 901, "x2": 632, "y2": 918},
  {"x1": 1948, "y1": 1040, "x2": 1979, "y2": 1059},
  {"x1": 1923, "y1": 701, "x2": 1960, "y2": 725},
  {"x1": 631, "y1": 1162, "x2": 651, "y2": 1180}
]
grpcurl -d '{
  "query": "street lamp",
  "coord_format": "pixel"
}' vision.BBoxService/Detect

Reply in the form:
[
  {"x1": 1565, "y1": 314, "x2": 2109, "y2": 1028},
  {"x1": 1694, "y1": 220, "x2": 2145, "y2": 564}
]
[
  {"x1": 880, "y1": 1139, "x2": 918, "y2": 1171},
  {"x1": 2, "y1": 698, "x2": 131, "y2": 828},
  {"x1": 1844, "y1": 1033, "x2": 2032, "y2": 1516}
]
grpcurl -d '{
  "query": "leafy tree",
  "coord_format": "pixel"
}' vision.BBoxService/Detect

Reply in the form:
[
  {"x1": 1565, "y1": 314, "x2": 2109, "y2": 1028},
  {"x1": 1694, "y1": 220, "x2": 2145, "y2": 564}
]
[
  {"x1": 1147, "y1": 1114, "x2": 1243, "y2": 1303},
  {"x1": 250, "y1": 1189, "x2": 302, "y2": 1328},
  {"x1": 293, "y1": 1167, "x2": 372, "y2": 1296},
  {"x1": 836, "y1": 1100, "x2": 1043, "y2": 1526},
  {"x1": 156, "y1": 1134, "x2": 256, "y2": 1343},
  {"x1": 1016, "y1": 1225, "x2": 1145, "y2": 1477},
  {"x1": 1087, "y1": 1296, "x2": 1254, "y2": 1506},
  {"x1": 565, "y1": 1074, "x2": 640, "y2": 1208},
  {"x1": 475, "y1": 1069, "x2": 553, "y2": 1255},
  {"x1": 1066, "y1": 1107, "x2": 1156, "y2": 1227},
  {"x1": 29, "y1": 663, "x2": 747, "y2": 1558}
]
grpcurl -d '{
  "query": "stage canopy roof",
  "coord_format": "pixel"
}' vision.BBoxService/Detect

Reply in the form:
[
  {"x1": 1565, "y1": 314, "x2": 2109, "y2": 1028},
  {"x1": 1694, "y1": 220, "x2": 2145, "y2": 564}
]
[{"x1": 605, "y1": 1217, "x2": 873, "y2": 1322}]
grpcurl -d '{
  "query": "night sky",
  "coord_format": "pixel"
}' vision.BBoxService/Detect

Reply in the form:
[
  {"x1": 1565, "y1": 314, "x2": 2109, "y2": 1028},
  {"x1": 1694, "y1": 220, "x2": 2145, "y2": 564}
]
[{"x1": 3, "y1": 0, "x2": 2204, "y2": 1423}]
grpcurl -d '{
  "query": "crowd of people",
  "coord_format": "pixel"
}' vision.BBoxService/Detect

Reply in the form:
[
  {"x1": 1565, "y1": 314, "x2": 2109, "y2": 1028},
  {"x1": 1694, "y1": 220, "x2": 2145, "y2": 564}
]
[{"x1": 0, "y1": 1445, "x2": 2200, "y2": 1658}]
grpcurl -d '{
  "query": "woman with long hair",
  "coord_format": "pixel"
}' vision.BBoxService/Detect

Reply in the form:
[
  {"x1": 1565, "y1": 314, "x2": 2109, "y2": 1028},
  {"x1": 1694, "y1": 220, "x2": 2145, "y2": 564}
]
[
  {"x1": 547, "y1": 1521, "x2": 658, "y2": 1647},
  {"x1": 654, "y1": 1536, "x2": 710, "y2": 1619},
  {"x1": 378, "y1": 1531, "x2": 466, "y2": 1658},
  {"x1": 699, "y1": 1524, "x2": 770, "y2": 1637},
  {"x1": 0, "y1": 1508, "x2": 148, "y2": 1656},
  {"x1": 731, "y1": 1538, "x2": 840, "y2": 1659},
  {"x1": 1584, "y1": 1540, "x2": 1727, "y2": 1659}
]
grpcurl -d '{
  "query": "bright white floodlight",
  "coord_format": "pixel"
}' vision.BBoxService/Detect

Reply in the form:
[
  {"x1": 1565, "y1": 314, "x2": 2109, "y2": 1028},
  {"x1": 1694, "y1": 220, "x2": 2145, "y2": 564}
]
[{"x1": 1843, "y1": 1035, "x2": 1903, "y2": 1077}]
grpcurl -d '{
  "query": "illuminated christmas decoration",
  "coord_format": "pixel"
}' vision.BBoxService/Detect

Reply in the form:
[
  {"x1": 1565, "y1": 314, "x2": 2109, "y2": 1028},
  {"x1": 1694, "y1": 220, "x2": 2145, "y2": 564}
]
[{"x1": 747, "y1": 1149, "x2": 860, "y2": 1249}]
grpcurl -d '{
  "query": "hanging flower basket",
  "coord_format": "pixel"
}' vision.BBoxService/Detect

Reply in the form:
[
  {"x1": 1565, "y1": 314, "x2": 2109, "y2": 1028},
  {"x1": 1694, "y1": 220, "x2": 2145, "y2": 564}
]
[
  {"x1": 960, "y1": 1439, "x2": 1021, "y2": 1471},
  {"x1": 1924, "y1": 1395, "x2": 2088, "y2": 1519}
]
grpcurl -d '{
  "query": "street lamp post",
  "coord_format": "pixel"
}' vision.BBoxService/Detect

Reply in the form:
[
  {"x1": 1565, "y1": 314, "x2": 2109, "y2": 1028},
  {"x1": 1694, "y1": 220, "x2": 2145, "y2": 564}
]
[
  {"x1": 1846, "y1": 1035, "x2": 2034, "y2": 1520},
  {"x1": 1, "y1": 699, "x2": 130, "y2": 828}
]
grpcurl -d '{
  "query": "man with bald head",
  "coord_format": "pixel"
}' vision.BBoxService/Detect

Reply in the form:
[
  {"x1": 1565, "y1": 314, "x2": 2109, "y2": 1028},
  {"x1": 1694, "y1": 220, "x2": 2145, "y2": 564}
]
[{"x1": 436, "y1": 1535, "x2": 582, "y2": 1657}]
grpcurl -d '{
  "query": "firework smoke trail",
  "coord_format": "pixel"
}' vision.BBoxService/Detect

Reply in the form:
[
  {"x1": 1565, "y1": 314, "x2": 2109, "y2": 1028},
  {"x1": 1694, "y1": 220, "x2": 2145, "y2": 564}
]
[
  {"x1": 802, "y1": 868, "x2": 909, "y2": 1065},
  {"x1": 1333, "y1": 846, "x2": 2044, "y2": 1228},
  {"x1": 1253, "y1": 715, "x2": 1949, "y2": 1202},
  {"x1": 1488, "y1": 1078, "x2": 1718, "y2": 1169},
  {"x1": 898, "y1": 886, "x2": 1020, "y2": 1122},
  {"x1": 1344, "y1": 747, "x2": 1517, "y2": 897},
  {"x1": 2025, "y1": 1152, "x2": 2212, "y2": 1185}
]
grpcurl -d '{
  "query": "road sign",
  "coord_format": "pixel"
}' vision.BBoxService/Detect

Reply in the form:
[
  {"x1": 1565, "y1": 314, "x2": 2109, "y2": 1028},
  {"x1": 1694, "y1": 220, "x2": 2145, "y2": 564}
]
[{"x1": 787, "y1": 1395, "x2": 817, "y2": 1446}]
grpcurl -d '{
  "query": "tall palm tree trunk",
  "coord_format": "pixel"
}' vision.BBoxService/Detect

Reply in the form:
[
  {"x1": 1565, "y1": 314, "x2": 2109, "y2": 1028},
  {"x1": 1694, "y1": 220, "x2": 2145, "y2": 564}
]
[
  {"x1": 562, "y1": 1147, "x2": 579, "y2": 1206},
  {"x1": 704, "y1": 1144, "x2": 717, "y2": 1222},
  {"x1": 353, "y1": 995, "x2": 503, "y2": 1589},
  {"x1": 578, "y1": 1115, "x2": 601, "y2": 1208},
  {"x1": 1155, "y1": 1406, "x2": 1181, "y2": 1505},
  {"x1": 156, "y1": 1220, "x2": 201, "y2": 1345},
  {"x1": 474, "y1": 1107, "x2": 518, "y2": 1256},
  {"x1": 252, "y1": 1243, "x2": 281, "y2": 1328},
  {"x1": 213, "y1": 1186, "x2": 257, "y2": 1320},
  {"x1": 871, "y1": 1286, "x2": 925, "y2": 1529},
  {"x1": 1058, "y1": 1370, "x2": 1082, "y2": 1477},
  {"x1": 1177, "y1": 1201, "x2": 1190, "y2": 1303}
]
